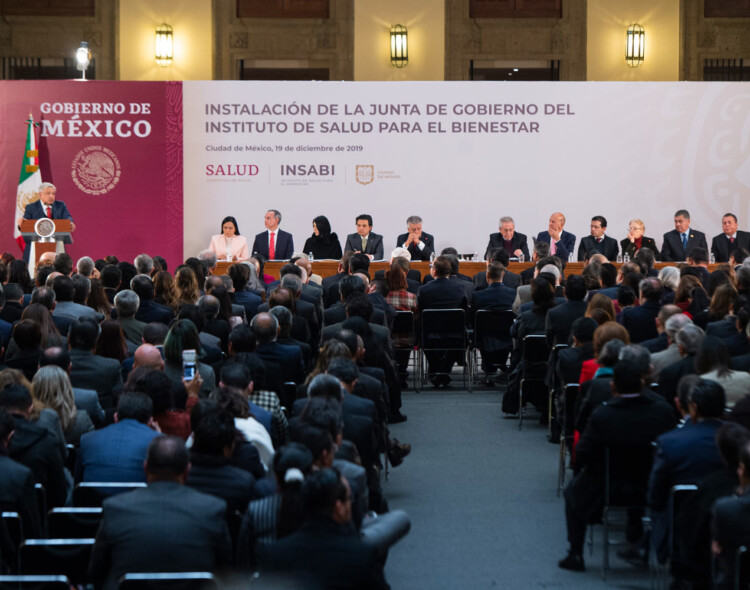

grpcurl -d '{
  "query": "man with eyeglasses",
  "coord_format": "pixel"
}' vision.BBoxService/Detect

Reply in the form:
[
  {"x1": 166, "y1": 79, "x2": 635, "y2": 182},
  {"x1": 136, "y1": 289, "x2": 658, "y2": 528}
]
[{"x1": 577, "y1": 215, "x2": 619, "y2": 261}]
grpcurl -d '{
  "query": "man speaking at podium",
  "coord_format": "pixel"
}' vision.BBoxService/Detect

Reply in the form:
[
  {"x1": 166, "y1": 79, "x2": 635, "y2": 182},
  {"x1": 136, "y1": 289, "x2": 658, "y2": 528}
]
[{"x1": 17, "y1": 182, "x2": 76, "y2": 263}]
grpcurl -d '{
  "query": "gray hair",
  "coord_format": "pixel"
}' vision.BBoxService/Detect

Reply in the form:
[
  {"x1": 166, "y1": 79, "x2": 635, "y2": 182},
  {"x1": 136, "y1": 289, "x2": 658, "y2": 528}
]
[
  {"x1": 268, "y1": 209, "x2": 282, "y2": 223},
  {"x1": 38, "y1": 182, "x2": 56, "y2": 191},
  {"x1": 269, "y1": 305, "x2": 292, "y2": 328},
  {"x1": 406, "y1": 215, "x2": 422, "y2": 226},
  {"x1": 657, "y1": 266, "x2": 680, "y2": 291},
  {"x1": 308, "y1": 373, "x2": 344, "y2": 401},
  {"x1": 198, "y1": 294, "x2": 220, "y2": 320},
  {"x1": 114, "y1": 289, "x2": 140, "y2": 317},
  {"x1": 71, "y1": 274, "x2": 91, "y2": 301},
  {"x1": 617, "y1": 344, "x2": 652, "y2": 378},
  {"x1": 198, "y1": 250, "x2": 217, "y2": 269},
  {"x1": 280, "y1": 274, "x2": 302, "y2": 295},
  {"x1": 76, "y1": 256, "x2": 95, "y2": 277},
  {"x1": 539, "y1": 264, "x2": 561, "y2": 280},
  {"x1": 390, "y1": 247, "x2": 411, "y2": 261},
  {"x1": 499, "y1": 216, "x2": 514, "y2": 226},
  {"x1": 134, "y1": 253, "x2": 154, "y2": 275},
  {"x1": 598, "y1": 339, "x2": 625, "y2": 366},
  {"x1": 675, "y1": 323, "x2": 705, "y2": 355},
  {"x1": 220, "y1": 274, "x2": 233, "y2": 291},
  {"x1": 664, "y1": 313, "x2": 693, "y2": 339}
]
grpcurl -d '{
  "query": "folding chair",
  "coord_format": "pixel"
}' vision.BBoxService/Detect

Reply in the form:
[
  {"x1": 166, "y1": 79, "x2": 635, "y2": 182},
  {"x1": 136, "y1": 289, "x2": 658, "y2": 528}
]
[
  {"x1": 0, "y1": 513, "x2": 22, "y2": 557},
  {"x1": 650, "y1": 484, "x2": 699, "y2": 588},
  {"x1": 557, "y1": 383, "x2": 579, "y2": 497},
  {"x1": 392, "y1": 311, "x2": 420, "y2": 391},
  {"x1": 600, "y1": 443, "x2": 655, "y2": 579},
  {"x1": 548, "y1": 343, "x2": 569, "y2": 437},
  {"x1": 420, "y1": 309, "x2": 471, "y2": 391},
  {"x1": 471, "y1": 309, "x2": 515, "y2": 384},
  {"x1": 0, "y1": 575, "x2": 72, "y2": 590},
  {"x1": 64, "y1": 444, "x2": 77, "y2": 474},
  {"x1": 518, "y1": 335, "x2": 550, "y2": 430},
  {"x1": 33, "y1": 485, "x2": 45, "y2": 537},
  {"x1": 73, "y1": 483, "x2": 147, "y2": 507},
  {"x1": 19, "y1": 539, "x2": 95, "y2": 586},
  {"x1": 119, "y1": 572, "x2": 220, "y2": 590},
  {"x1": 48, "y1": 508, "x2": 103, "y2": 539},
  {"x1": 735, "y1": 545, "x2": 749, "y2": 590}
]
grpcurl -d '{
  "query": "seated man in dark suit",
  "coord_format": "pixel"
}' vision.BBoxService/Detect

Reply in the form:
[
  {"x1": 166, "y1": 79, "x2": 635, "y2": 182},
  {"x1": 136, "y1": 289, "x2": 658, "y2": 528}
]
[
  {"x1": 251, "y1": 209, "x2": 294, "y2": 260},
  {"x1": 711, "y1": 213, "x2": 750, "y2": 263},
  {"x1": 484, "y1": 216, "x2": 530, "y2": 261},
  {"x1": 322, "y1": 251, "x2": 354, "y2": 308},
  {"x1": 520, "y1": 241, "x2": 551, "y2": 286},
  {"x1": 577, "y1": 215, "x2": 619, "y2": 262},
  {"x1": 641, "y1": 304, "x2": 683, "y2": 354},
  {"x1": 474, "y1": 248, "x2": 522, "y2": 291},
  {"x1": 685, "y1": 248, "x2": 711, "y2": 287},
  {"x1": 89, "y1": 436, "x2": 232, "y2": 590},
  {"x1": 545, "y1": 275, "x2": 588, "y2": 347},
  {"x1": 658, "y1": 323, "x2": 704, "y2": 405},
  {"x1": 559, "y1": 353, "x2": 677, "y2": 571},
  {"x1": 344, "y1": 214, "x2": 385, "y2": 260},
  {"x1": 661, "y1": 209, "x2": 708, "y2": 262},
  {"x1": 536, "y1": 211, "x2": 576, "y2": 261},
  {"x1": 258, "y1": 467, "x2": 390, "y2": 590},
  {"x1": 251, "y1": 312, "x2": 305, "y2": 384},
  {"x1": 227, "y1": 263, "x2": 263, "y2": 320},
  {"x1": 619, "y1": 277, "x2": 663, "y2": 343},
  {"x1": 68, "y1": 317, "x2": 124, "y2": 401},
  {"x1": 471, "y1": 262, "x2": 516, "y2": 377},
  {"x1": 396, "y1": 215, "x2": 434, "y2": 262},
  {"x1": 132, "y1": 275, "x2": 174, "y2": 325},
  {"x1": 417, "y1": 256, "x2": 468, "y2": 387}
]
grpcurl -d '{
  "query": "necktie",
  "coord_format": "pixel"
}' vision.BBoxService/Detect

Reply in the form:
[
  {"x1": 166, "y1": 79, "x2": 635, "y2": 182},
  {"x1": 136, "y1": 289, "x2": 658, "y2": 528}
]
[
  {"x1": 269, "y1": 232, "x2": 276, "y2": 259},
  {"x1": 682, "y1": 233, "x2": 688, "y2": 250},
  {"x1": 361, "y1": 237, "x2": 367, "y2": 252},
  {"x1": 731, "y1": 237, "x2": 735, "y2": 244},
  {"x1": 550, "y1": 239, "x2": 556, "y2": 255},
  {"x1": 46, "y1": 206, "x2": 52, "y2": 219},
  {"x1": 596, "y1": 237, "x2": 602, "y2": 243}
]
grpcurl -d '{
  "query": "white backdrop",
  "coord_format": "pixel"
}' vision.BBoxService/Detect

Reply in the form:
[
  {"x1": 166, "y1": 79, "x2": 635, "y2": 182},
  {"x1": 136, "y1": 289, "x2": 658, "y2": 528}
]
[{"x1": 183, "y1": 81, "x2": 750, "y2": 260}]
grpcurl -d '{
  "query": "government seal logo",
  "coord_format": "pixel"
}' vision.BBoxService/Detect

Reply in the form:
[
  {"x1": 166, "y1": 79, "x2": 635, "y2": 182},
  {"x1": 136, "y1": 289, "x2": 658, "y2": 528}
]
[
  {"x1": 71, "y1": 146, "x2": 121, "y2": 195},
  {"x1": 355, "y1": 165, "x2": 374, "y2": 185}
]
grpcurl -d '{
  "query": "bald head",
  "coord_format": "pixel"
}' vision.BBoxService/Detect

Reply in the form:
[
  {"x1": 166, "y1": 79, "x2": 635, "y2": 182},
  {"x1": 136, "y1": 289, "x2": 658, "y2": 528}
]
[
  {"x1": 295, "y1": 258, "x2": 312, "y2": 281},
  {"x1": 204, "y1": 275, "x2": 223, "y2": 293},
  {"x1": 133, "y1": 344, "x2": 164, "y2": 371},
  {"x1": 250, "y1": 311, "x2": 278, "y2": 344},
  {"x1": 353, "y1": 272, "x2": 370, "y2": 289},
  {"x1": 38, "y1": 251, "x2": 57, "y2": 266},
  {"x1": 45, "y1": 271, "x2": 63, "y2": 286}
]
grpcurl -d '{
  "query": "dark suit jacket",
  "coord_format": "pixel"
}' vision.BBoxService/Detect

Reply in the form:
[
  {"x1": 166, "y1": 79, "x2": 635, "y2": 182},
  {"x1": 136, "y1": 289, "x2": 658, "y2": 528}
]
[
  {"x1": 417, "y1": 277, "x2": 467, "y2": 311},
  {"x1": 22, "y1": 200, "x2": 74, "y2": 262},
  {"x1": 620, "y1": 236, "x2": 660, "y2": 261},
  {"x1": 661, "y1": 229, "x2": 708, "y2": 262},
  {"x1": 711, "y1": 231, "x2": 750, "y2": 263},
  {"x1": 0, "y1": 455, "x2": 41, "y2": 539},
  {"x1": 641, "y1": 332, "x2": 669, "y2": 353},
  {"x1": 536, "y1": 230, "x2": 576, "y2": 260},
  {"x1": 251, "y1": 229, "x2": 294, "y2": 260},
  {"x1": 619, "y1": 300, "x2": 661, "y2": 343},
  {"x1": 344, "y1": 232, "x2": 385, "y2": 260},
  {"x1": 69, "y1": 348, "x2": 123, "y2": 398},
  {"x1": 255, "y1": 341, "x2": 305, "y2": 384},
  {"x1": 470, "y1": 282, "x2": 515, "y2": 323},
  {"x1": 713, "y1": 491, "x2": 750, "y2": 588},
  {"x1": 322, "y1": 271, "x2": 347, "y2": 308},
  {"x1": 577, "y1": 235, "x2": 619, "y2": 262},
  {"x1": 484, "y1": 232, "x2": 530, "y2": 261},
  {"x1": 395, "y1": 231, "x2": 435, "y2": 262},
  {"x1": 545, "y1": 300, "x2": 588, "y2": 346},
  {"x1": 658, "y1": 355, "x2": 696, "y2": 406},
  {"x1": 473, "y1": 269, "x2": 521, "y2": 291},
  {"x1": 134, "y1": 299, "x2": 174, "y2": 325},
  {"x1": 89, "y1": 481, "x2": 232, "y2": 590},
  {"x1": 186, "y1": 453, "x2": 255, "y2": 514},
  {"x1": 234, "y1": 290, "x2": 263, "y2": 321}
]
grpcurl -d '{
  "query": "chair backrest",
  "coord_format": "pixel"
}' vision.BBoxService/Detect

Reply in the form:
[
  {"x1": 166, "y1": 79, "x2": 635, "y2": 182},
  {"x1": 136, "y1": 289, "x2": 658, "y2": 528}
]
[
  {"x1": 473, "y1": 309, "x2": 515, "y2": 342},
  {"x1": 392, "y1": 311, "x2": 415, "y2": 346},
  {"x1": 19, "y1": 539, "x2": 95, "y2": 585},
  {"x1": 736, "y1": 545, "x2": 749, "y2": 590},
  {"x1": 1, "y1": 512, "x2": 22, "y2": 555},
  {"x1": 668, "y1": 485, "x2": 698, "y2": 557},
  {"x1": 64, "y1": 444, "x2": 77, "y2": 473},
  {"x1": 604, "y1": 442, "x2": 655, "y2": 507},
  {"x1": 560, "y1": 383, "x2": 580, "y2": 437},
  {"x1": 73, "y1": 483, "x2": 147, "y2": 507},
  {"x1": 119, "y1": 572, "x2": 219, "y2": 590},
  {"x1": 420, "y1": 309, "x2": 466, "y2": 349},
  {"x1": 48, "y1": 508, "x2": 103, "y2": 539},
  {"x1": 0, "y1": 575, "x2": 72, "y2": 589}
]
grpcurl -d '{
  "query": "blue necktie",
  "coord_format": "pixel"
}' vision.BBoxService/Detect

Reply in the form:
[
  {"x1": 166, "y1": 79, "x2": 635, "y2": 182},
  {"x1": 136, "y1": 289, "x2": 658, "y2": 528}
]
[{"x1": 681, "y1": 233, "x2": 688, "y2": 250}]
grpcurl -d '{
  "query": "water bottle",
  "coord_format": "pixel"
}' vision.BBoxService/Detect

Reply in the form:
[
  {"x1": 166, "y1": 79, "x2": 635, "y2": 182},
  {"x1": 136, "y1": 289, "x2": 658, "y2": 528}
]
[
  {"x1": 568, "y1": 253, "x2": 574, "y2": 263},
  {"x1": 518, "y1": 252, "x2": 525, "y2": 263},
  {"x1": 473, "y1": 252, "x2": 478, "y2": 262},
  {"x1": 616, "y1": 254, "x2": 623, "y2": 263},
  {"x1": 710, "y1": 252, "x2": 716, "y2": 264},
  {"x1": 308, "y1": 251, "x2": 314, "y2": 262},
  {"x1": 623, "y1": 253, "x2": 630, "y2": 263},
  {"x1": 430, "y1": 252, "x2": 436, "y2": 263}
]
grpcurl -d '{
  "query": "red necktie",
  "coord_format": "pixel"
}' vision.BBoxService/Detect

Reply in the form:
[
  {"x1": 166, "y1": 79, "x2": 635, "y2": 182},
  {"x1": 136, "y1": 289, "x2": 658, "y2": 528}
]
[
  {"x1": 269, "y1": 232, "x2": 276, "y2": 259},
  {"x1": 46, "y1": 206, "x2": 52, "y2": 219},
  {"x1": 731, "y1": 237, "x2": 735, "y2": 244},
  {"x1": 596, "y1": 237, "x2": 602, "y2": 243}
]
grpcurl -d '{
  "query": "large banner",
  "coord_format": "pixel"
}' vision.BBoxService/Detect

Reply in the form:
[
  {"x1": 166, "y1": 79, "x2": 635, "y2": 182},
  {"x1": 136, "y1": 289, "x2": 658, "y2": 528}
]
[
  {"x1": 183, "y1": 81, "x2": 750, "y2": 260},
  {"x1": 0, "y1": 81, "x2": 183, "y2": 269}
]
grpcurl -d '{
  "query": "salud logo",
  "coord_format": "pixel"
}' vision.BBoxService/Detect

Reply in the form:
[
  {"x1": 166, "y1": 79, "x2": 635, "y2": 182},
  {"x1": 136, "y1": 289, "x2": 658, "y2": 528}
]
[
  {"x1": 356, "y1": 165, "x2": 374, "y2": 185},
  {"x1": 71, "y1": 146, "x2": 122, "y2": 195}
]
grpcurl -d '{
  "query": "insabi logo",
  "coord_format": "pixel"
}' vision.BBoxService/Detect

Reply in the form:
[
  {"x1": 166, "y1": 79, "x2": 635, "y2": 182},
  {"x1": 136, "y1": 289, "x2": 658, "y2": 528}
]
[
  {"x1": 71, "y1": 146, "x2": 121, "y2": 195},
  {"x1": 356, "y1": 165, "x2": 374, "y2": 185}
]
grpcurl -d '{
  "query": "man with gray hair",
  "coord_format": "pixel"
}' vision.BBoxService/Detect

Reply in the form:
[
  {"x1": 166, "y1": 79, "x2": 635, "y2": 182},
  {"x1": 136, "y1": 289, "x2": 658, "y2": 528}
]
[
  {"x1": 658, "y1": 323, "x2": 705, "y2": 404},
  {"x1": 396, "y1": 215, "x2": 434, "y2": 262},
  {"x1": 485, "y1": 215, "x2": 530, "y2": 261},
  {"x1": 115, "y1": 290, "x2": 146, "y2": 346},
  {"x1": 251, "y1": 312, "x2": 305, "y2": 384},
  {"x1": 251, "y1": 209, "x2": 294, "y2": 260},
  {"x1": 651, "y1": 313, "x2": 694, "y2": 377},
  {"x1": 134, "y1": 254, "x2": 154, "y2": 276},
  {"x1": 198, "y1": 250, "x2": 218, "y2": 277},
  {"x1": 17, "y1": 182, "x2": 76, "y2": 263},
  {"x1": 76, "y1": 256, "x2": 99, "y2": 279}
]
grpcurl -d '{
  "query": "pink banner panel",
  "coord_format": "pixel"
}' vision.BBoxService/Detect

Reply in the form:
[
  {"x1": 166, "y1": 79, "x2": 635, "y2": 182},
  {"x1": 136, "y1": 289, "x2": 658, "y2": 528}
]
[{"x1": 0, "y1": 81, "x2": 183, "y2": 269}]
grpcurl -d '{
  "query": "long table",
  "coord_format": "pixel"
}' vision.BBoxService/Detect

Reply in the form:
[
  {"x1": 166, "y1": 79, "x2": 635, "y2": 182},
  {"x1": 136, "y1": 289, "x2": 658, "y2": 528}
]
[{"x1": 214, "y1": 260, "x2": 721, "y2": 280}]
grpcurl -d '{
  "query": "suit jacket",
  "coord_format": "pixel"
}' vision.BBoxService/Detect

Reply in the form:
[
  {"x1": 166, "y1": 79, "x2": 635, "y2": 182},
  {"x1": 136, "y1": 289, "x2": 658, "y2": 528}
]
[
  {"x1": 322, "y1": 271, "x2": 347, "y2": 308},
  {"x1": 76, "y1": 419, "x2": 160, "y2": 483},
  {"x1": 53, "y1": 300, "x2": 105, "y2": 322},
  {"x1": 395, "y1": 231, "x2": 435, "y2": 262},
  {"x1": 344, "y1": 232, "x2": 385, "y2": 260},
  {"x1": 0, "y1": 455, "x2": 41, "y2": 539},
  {"x1": 186, "y1": 452, "x2": 255, "y2": 514},
  {"x1": 74, "y1": 387, "x2": 106, "y2": 427},
  {"x1": 135, "y1": 299, "x2": 174, "y2": 325},
  {"x1": 69, "y1": 348, "x2": 123, "y2": 398},
  {"x1": 321, "y1": 321, "x2": 394, "y2": 359},
  {"x1": 417, "y1": 277, "x2": 467, "y2": 311},
  {"x1": 658, "y1": 355, "x2": 696, "y2": 406},
  {"x1": 620, "y1": 236, "x2": 660, "y2": 261},
  {"x1": 711, "y1": 231, "x2": 750, "y2": 263},
  {"x1": 251, "y1": 229, "x2": 294, "y2": 260},
  {"x1": 484, "y1": 232, "x2": 530, "y2": 261},
  {"x1": 22, "y1": 200, "x2": 74, "y2": 262},
  {"x1": 470, "y1": 282, "x2": 515, "y2": 326},
  {"x1": 233, "y1": 290, "x2": 263, "y2": 321},
  {"x1": 536, "y1": 230, "x2": 576, "y2": 260},
  {"x1": 545, "y1": 300, "x2": 588, "y2": 346},
  {"x1": 117, "y1": 317, "x2": 146, "y2": 345},
  {"x1": 713, "y1": 492, "x2": 750, "y2": 588},
  {"x1": 89, "y1": 481, "x2": 232, "y2": 590},
  {"x1": 473, "y1": 269, "x2": 522, "y2": 291},
  {"x1": 209, "y1": 234, "x2": 249, "y2": 261},
  {"x1": 577, "y1": 235, "x2": 619, "y2": 262},
  {"x1": 661, "y1": 229, "x2": 708, "y2": 262},
  {"x1": 255, "y1": 341, "x2": 305, "y2": 384},
  {"x1": 619, "y1": 300, "x2": 661, "y2": 343},
  {"x1": 641, "y1": 331, "x2": 669, "y2": 353},
  {"x1": 0, "y1": 301, "x2": 24, "y2": 324}
]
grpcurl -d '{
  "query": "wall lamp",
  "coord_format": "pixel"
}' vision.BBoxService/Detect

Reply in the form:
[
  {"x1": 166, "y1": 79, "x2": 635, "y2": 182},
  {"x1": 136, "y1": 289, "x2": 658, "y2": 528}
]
[
  {"x1": 155, "y1": 23, "x2": 174, "y2": 67},
  {"x1": 390, "y1": 24, "x2": 408, "y2": 68},
  {"x1": 626, "y1": 23, "x2": 645, "y2": 68}
]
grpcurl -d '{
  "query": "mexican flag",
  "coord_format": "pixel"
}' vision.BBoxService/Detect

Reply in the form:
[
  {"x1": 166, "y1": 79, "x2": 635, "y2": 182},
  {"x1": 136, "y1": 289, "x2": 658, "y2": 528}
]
[{"x1": 15, "y1": 114, "x2": 42, "y2": 251}]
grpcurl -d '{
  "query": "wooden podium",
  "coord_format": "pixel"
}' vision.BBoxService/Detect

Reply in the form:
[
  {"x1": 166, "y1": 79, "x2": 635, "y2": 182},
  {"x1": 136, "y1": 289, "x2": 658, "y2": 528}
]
[{"x1": 20, "y1": 218, "x2": 73, "y2": 273}]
